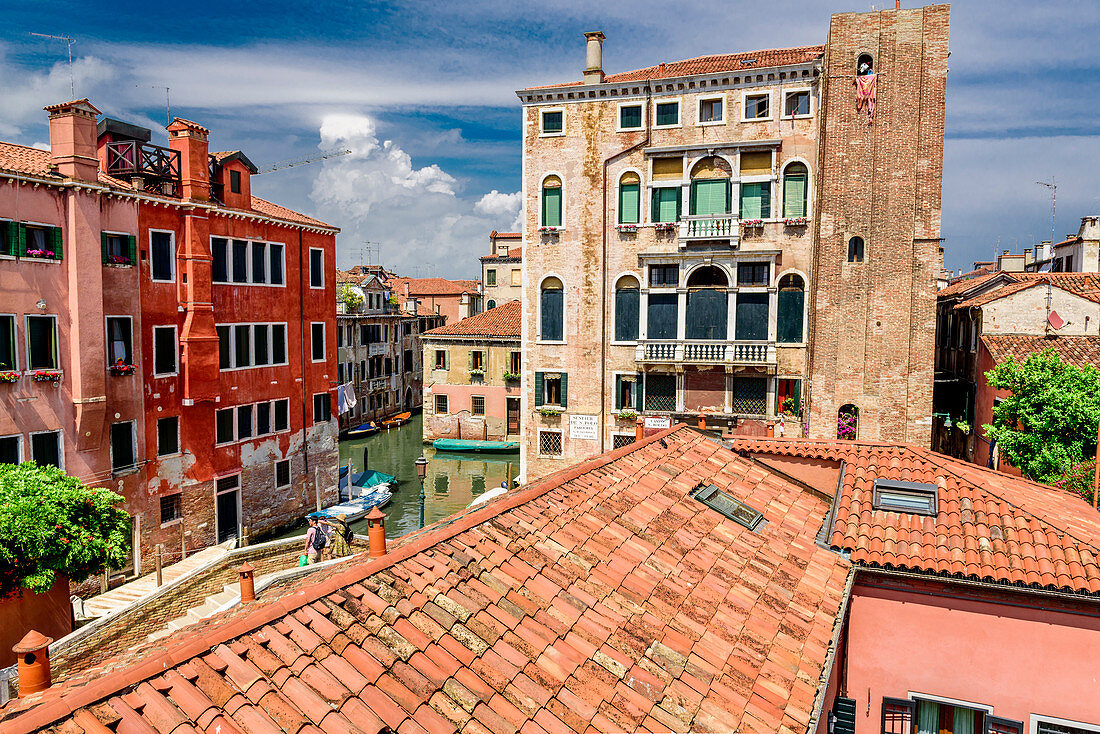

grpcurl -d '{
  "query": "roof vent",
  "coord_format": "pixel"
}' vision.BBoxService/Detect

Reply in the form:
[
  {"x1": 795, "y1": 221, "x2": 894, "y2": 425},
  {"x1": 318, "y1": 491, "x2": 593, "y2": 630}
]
[
  {"x1": 692, "y1": 483, "x2": 763, "y2": 530},
  {"x1": 872, "y1": 479, "x2": 938, "y2": 516},
  {"x1": 739, "y1": 58, "x2": 757, "y2": 65}
]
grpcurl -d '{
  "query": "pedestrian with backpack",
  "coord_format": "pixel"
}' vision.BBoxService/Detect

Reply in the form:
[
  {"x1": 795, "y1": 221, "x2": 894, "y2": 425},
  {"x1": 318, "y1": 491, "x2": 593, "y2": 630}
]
[{"x1": 304, "y1": 516, "x2": 326, "y2": 564}]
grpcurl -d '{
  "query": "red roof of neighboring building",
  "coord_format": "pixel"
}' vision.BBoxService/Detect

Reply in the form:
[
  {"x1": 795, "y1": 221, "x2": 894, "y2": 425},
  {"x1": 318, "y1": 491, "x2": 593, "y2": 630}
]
[
  {"x1": 490, "y1": 231, "x2": 521, "y2": 239},
  {"x1": 0, "y1": 426, "x2": 852, "y2": 733},
  {"x1": 938, "y1": 270, "x2": 1001, "y2": 298},
  {"x1": 424, "y1": 300, "x2": 521, "y2": 338},
  {"x1": 481, "y1": 246, "x2": 523, "y2": 262},
  {"x1": 981, "y1": 334, "x2": 1100, "y2": 368},
  {"x1": 526, "y1": 45, "x2": 824, "y2": 90},
  {"x1": 729, "y1": 438, "x2": 1100, "y2": 595},
  {"x1": 388, "y1": 277, "x2": 481, "y2": 297},
  {"x1": 951, "y1": 273, "x2": 1100, "y2": 310}
]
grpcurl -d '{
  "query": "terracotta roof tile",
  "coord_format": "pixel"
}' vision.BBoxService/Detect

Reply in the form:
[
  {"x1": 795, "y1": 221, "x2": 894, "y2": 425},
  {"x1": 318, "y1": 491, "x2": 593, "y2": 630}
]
[
  {"x1": 981, "y1": 334, "x2": 1100, "y2": 368},
  {"x1": 526, "y1": 45, "x2": 824, "y2": 90},
  {"x1": 247, "y1": 196, "x2": 336, "y2": 229},
  {"x1": 423, "y1": 301, "x2": 521, "y2": 338},
  {"x1": 946, "y1": 272, "x2": 1100, "y2": 309},
  {"x1": 388, "y1": 277, "x2": 481, "y2": 297},
  {"x1": 0, "y1": 427, "x2": 849, "y2": 733},
  {"x1": 937, "y1": 270, "x2": 1002, "y2": 298}
]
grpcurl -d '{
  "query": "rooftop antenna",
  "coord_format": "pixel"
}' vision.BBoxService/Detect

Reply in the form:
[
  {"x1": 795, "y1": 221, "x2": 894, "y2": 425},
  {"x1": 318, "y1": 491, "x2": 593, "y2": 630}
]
[
  {"x1": 30, "y1": 33, "x2": 76, "y2": 98},
  {"x1": 135, "y1": 85, "x2": 171, "y2": 127},
  {"x1": 1036, "y1": 178, "x2": 1057, "y2": 246},
  {"x1": 360, "y1": 242, "x2": 381, "y2": 268},
  {"x1": 256, "y1": 149, "x2": 351, "y2": 174}
]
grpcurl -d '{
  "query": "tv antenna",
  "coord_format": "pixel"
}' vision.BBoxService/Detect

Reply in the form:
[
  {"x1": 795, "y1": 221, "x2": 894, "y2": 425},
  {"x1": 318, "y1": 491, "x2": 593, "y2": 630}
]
[
  {"x1": 359, "y1": 242, "x2": 381, "y2": 267},
  {"x1": 30, "y1": 33, "x2": 77, "y2": 98},
  {"x1": 1036, "y1": 178, "x2": 1056, "y2": 246},
  {"x1": 135, "y1": 85, "x2": 171, "y2": 126},
  {"x1": 255, "y1": 149, "x2": 351, "y2": 175}
]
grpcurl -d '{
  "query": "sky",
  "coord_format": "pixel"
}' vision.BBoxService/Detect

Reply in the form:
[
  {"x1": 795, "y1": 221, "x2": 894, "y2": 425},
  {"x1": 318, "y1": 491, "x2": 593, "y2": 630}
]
[{"x1": 1, "y1": 1, "x2": 1098, "y2": 278}]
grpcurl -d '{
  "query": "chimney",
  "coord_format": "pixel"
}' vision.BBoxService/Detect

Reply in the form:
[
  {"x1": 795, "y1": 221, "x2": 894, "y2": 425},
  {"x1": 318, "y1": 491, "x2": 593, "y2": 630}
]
[
  {"x1": 13, "y1": 630, "x2": 53, "y2": 696},
  {"x1": 44, "y1": 99, "x2": 101, "y2": 183},
  {"x1": 238, "y1": 562, "x2": 256, "y2": 603},
  {"x1": 583, "y1": 32, "x2": 606, "y2": 85},
  {"x1": 167, "y1": 118, "x2": 210, "y2": 200},
  {"x1": 367, "y1": 507, "x2": 387, "y2": 558}
]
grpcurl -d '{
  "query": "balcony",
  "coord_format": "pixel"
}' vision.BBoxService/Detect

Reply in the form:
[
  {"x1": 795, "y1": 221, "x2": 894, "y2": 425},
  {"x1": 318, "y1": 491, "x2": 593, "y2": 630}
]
[
  {"x1": 678, "y1": 215, "x2": 739, "y2": 244},
  {"x1": 104, "y1": 141, "x2": 181, "y2": 196},
  {"x1": 636, "y1": 340, "x2": 776, "y2": 365}
]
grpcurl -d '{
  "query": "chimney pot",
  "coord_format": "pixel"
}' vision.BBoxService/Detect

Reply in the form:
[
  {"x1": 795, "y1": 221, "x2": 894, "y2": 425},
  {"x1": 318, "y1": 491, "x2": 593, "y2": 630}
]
[
  {"x1": 238, "y1": 562, "x2": 256, "y2": 603},
  {"x1": 367, "y1": 507, "x2": 387, "y2": 559},
  {"x1": 45, "y1": 99, "x2": 101, "y2": 183},
  {"x1": 583, "y1": 31, "x2": 606, "y2": 85},
  {"x1": 13, "y1": 630, "x2": 54, "y2": 696},
  {"x1": 635, "y1": 417, "x2": 644, "y2": 442}
]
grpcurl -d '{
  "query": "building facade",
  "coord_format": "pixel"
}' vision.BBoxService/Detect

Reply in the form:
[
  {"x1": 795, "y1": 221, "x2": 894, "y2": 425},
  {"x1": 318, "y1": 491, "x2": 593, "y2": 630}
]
[
  {"x1": 0, "y1": 99, "x2": 340, "y2": 583},
  {"x1": 480, "y1": 231, "x2": 523, "y2": 309},
  {"x1": 387, "y1": 276, "x2": 483, "y2": 325},
  {"x1": 421, "y1": 301, "x2": 522, "y2": 442},
  {"x1": 518, "y1": 6, "x2": 949, "y2": 479}
]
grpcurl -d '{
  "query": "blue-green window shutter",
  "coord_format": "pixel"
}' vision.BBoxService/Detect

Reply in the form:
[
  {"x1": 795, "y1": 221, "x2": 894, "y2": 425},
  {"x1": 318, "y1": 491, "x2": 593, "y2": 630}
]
[
  {"x1": 560, "y1": 373, "x2": 568, "y2": 408},
  {"x1": 614, "y1": 287, "x2": 639, "y2": 341},
  {"x1": 740, "y1": 183, "x2": 762, "y2": 219},
  {"x1": 127, "y1": 235, "x2": 137, "y2": 264},
  {"x1": 635, "y1": 373, "x2": 644, "y2": 411},
  {"x1": 540, "y1": 288, "x2": 563, "y2": 341},
  {"x1": 619, "y1": 183, "x2": 640, "y2": 224},
  {"x1": 690, "y1": 180, "x2": 729, "y2": 217},
  {"x1": 534, "y1": 372, "x2": 544, "y2": 407},
  {"x1": 647, "y1": 294, "x2": 678, "y2": 340},
  {"x1": 614, "y1": 375, "x2": 622, "y2": 409},
  {"x1": 783, "y1": 173, "x2": 807, "y2": 217},
  {"x1": 652, "y1": 188, "x2": 681, "y2": 223},
  {"x1": 51, "y1": 227, "x2": 63, "y2": 260},
  {"x1": 542, "y1": 186, "x2": 562, "y2": 227},
  {"x1": 686, "y1": 289, "x2": 727, "y2": 340},
  {"x1": 101, "y1": 232, "x2": 109, "y2": 263},
  {"x1": 777, "y1": 286, "x2": 804, "y2": 343},
  {"x1": 735, "y1": 293, "x2": 769, "y2": 340},
  {"x1": 16, "y1": 224, "x2": 27, "y2": 256}
]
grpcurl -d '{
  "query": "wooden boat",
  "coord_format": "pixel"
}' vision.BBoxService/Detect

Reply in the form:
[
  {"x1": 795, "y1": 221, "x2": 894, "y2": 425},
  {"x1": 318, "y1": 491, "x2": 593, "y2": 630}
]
[
  {"x1": 311, "y1": 485, "x2": 392, "y2": 522},
  {"x1": 381, "y1": 412, "x2": 412, "y2": 429},
  {"x1": 344, "y1": 422, "x2": 378, "y2": 439},
  {"x1": 432, "y1": 439, "x2": 520, "y2": 453}
]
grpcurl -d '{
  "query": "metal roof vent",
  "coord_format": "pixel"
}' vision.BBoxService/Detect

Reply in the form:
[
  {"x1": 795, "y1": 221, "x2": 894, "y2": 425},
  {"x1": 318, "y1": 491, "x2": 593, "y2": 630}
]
[
  {"x1": 692, "y1": 483, "x2": 763, "y2": 530},
  {"x1": 872, "y1": 479, "x2": 939, "y2": 516}
]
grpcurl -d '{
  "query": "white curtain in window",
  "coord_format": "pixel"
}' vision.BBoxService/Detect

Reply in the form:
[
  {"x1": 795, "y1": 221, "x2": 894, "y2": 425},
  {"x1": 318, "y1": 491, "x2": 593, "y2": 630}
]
[
  {"x1": 953, "y1": 707, "x2": 975, "y2": 734},
  {"x1": 917, "y1": 701, "x2": 939, "y2": 734}
]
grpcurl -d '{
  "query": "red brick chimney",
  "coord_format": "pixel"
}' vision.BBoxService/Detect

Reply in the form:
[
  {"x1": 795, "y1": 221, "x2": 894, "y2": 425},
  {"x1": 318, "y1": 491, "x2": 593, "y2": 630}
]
[
  {"x1": 44, "y1": 99, "x2": 101, "y2": 183},
  {"x1": 167, "y1": 118, "x2": 210, "y2": 200},
  {"x1": 13, "y1": 629, "x2": 53, "y2": 696}
]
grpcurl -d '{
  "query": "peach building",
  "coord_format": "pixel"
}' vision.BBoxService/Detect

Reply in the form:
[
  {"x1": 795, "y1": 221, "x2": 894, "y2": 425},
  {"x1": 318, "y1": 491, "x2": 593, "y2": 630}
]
[{"x1": 480, "y1": 231, "x2": 523, "y2": 308}]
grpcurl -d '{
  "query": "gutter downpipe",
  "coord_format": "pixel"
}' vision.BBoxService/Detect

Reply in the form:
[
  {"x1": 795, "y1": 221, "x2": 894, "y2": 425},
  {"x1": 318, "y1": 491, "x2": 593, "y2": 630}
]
[
  {"x1": 299, "y1": 228, "x2": 312, "y2": 507},
  {"x1": 600, "y1": 82, "x2": 651, "y2": 450}
]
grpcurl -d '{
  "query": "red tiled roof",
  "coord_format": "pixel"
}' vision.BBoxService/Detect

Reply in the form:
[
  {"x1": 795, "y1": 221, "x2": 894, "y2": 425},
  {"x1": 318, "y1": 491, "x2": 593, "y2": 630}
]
[
  {"x1": 937, "y1": 270, "x2": 1001, "y2": 298},
  {"x1": 490, "y1": 231, "x2": 521, "y2": 239},
  {"x1": 247, "y1": 196, "x2": 335, "y2": 229},
  {"x1": 952, "y1": 273, "x2": 1100, "y2": 310},
  {"x1": 43, "y1": 99, "x2": 101, "y2": 115},
  {"x1": 388, "y1": 277, "x2": 481, "y2": 296},
  {"x1": 0, "y1": 426, "x2": 851, "y2": 733},
  {"x1": 981, "y1": 334, "x2": 1100, "y2": 369},
  {"x1": 526, "y1": 45, "x2": 824, "y2": 90},
  {"x1": 480, "y1": 247, "x2": 523, "y2": 262},
  {"x1": 166, "y1": 117, "x2": 210, "y2": 135},
  {"x1": 424, "y1": 301, "x2": 521, "y2": 338},
  {"x1": 729, "y1": 438, "x2": 1100, "y2": 595}
]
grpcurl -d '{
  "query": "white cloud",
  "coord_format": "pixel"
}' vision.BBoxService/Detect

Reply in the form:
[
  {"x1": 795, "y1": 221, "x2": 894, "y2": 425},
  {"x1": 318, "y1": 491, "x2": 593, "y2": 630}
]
[
  {"x1": 0, "y1": 46, "x2": 116, "y2": 137},
  {"x1": 310, "y1": 113, "x2": 521, "y2": 278},
  {"x1": 475, "y1": 190, "x2": 522, "y2": 231}
]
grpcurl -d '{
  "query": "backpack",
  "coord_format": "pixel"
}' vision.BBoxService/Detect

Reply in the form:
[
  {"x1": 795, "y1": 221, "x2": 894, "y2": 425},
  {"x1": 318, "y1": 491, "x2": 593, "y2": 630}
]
[{"x1": 311, "y1": 526, "x2": 327, "y2": 551}]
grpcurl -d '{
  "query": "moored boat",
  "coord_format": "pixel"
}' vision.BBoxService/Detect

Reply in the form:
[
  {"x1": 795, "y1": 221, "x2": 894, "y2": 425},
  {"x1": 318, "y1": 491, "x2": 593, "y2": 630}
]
[
  {"x1": 381, "y1": 411, "x2": 412, "y2": 429},
  {"x1": 344, "y1": 422, "x2": 379, "y2": 438},
  {"x1": 432, "y1": 438, "x2": 520, "y2": 453}
]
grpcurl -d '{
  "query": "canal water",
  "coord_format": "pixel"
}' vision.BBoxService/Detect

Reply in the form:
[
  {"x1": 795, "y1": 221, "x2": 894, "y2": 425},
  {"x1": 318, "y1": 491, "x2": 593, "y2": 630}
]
[{"x1": 271, "y1": 413, "x2": 519, "y2": 542}]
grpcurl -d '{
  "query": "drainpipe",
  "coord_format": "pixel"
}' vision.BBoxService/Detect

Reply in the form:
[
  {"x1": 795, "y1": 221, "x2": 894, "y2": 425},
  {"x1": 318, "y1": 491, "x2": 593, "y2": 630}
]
[
  {"x1": 600, "y1": 82, "x2": 652, "y2": 450},
  {"x1": 299, "y1": 229, "x2": 310, "y2": 499}
]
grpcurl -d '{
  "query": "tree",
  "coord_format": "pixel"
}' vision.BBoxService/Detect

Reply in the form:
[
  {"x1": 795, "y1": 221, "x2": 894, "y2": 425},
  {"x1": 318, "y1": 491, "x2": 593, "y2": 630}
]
[
  {"x1": 983, "y1": 349, "x2": 1100, "y2": 484},
  {"x1": 0, "y1": 463, "x2": 131, "y2": 599}
]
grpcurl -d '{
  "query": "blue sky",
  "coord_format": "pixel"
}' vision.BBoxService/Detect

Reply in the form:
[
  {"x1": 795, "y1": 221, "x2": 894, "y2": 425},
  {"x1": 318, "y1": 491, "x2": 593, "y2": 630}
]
[{"x1": 2, "y1": 1, "x2": 1098, "y2": 278}]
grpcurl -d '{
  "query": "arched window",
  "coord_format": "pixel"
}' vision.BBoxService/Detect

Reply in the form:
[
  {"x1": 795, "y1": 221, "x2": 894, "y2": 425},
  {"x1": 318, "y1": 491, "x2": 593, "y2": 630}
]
[
  {"x1": 777, "y1": 273, "x2": 805, "y2": 343},
  {"x1": 614, "y1": 275, "x2": 640, "y2": 341},
  {"x1": 689, "y1": 157, "x2": 731, "y2": 217},
  {"x1": 838, "y1": 404, "x2": 859, "y2": 440},
  {"x1": 857, "y1": 53, "x2": 874, "y2": 76},
  {"x1": 782, "y1": 162, "x2": 808, "y2": 218},
  {"x1": 848, "y1": 236, "x2": 865, "y2": 263},
  {"x1": 686, "y1": 265, "x2": 728, "y2": 340},
  {"x1": 486, "y1": 299, "x2": 496, "y2": 310},
  {"x1": 618, "y1": 172, "x2": 640, "y2": 224},
  {"x1": 541, "y1": 175, "x2": 562, "y2": 227},
  {"x1": 540, "y1": 277, "x2": 564, "y2": 341}
]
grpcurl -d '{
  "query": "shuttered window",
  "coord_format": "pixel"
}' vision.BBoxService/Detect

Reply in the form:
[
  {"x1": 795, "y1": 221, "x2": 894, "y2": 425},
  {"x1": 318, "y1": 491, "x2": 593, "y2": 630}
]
[
  {"x1": 534, "y1": 372, "x2": 567, "y2": 407},
  {"x1": 27, "y1": 315, "x2": 59, "y2": 370},
  {"x1": 619, "y1": 104, "x2": 642, "y2": 129},
  {"x1": 777, "y1": 274, "x2": 805, "y2": 343},
  {"x1": 644, "y1": 374, "x2": 676, "y2": 411},
  {"x1": 651, "y1": 187, "x2": 681, "y2": 223},
  {"x1": 618, "y1": 180, "x2": 640, "y2": 224},
  {"x1": 655, "y1": 101, "x2": 679, "y2": 126},
  {"x1": 647, "y1": 294, "x2": 678, "y2": 340},
  {"x1": 542, "y1": 177, "x2": 562, "y2": 227},
  {"x1": 614, "y1": 284, "x2": 639, "y2": 341},
  {"x1": 686, "y1": 289, "x2": 727, "y2": 340},
  {"x1": 540, "y1": 280, "x2": 564, "y2": 341},
  {"x1": 0, "y1": 221, "x2": 12, "y2": 257},
  {"x1": 739, "y1": 182, "x2": 771, "y2": 219},
  {"x1": 735, "y1": 293, "x2": 769, "y2": 340},
  {"x1": 690, "y1": 179, "x2": 730, "y2": 217},
  {"x1": 101, "y1": 232, "x2": 136, "y2": 265},
  {"x1": 613, "y1": 375, "x2": 640, "y2": 410},
  {"x1": 782, "y1": 164, "x2": 808, "y2": 217}
]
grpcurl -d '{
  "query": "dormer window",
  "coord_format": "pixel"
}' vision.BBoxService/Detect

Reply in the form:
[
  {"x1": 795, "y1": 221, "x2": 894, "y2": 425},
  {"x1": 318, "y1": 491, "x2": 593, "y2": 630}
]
[
  {"x1": 872, "y1": 479, "x2": 938, "y2": 516},
  {"x1": 693, "y1": 483, "x2": 763, "y2": 530},
  {"x1": 230, "y1": 169, "x2": 241, "y2": 194}
]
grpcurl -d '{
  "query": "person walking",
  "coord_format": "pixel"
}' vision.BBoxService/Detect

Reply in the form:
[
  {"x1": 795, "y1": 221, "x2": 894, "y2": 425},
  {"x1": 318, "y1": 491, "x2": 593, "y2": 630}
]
[
  {"x1": 328, "y1": 514, "x2": 352, "y2": 557},
  {"x1": 304, "y1": 516, "x2": 326, "y2": 564}
]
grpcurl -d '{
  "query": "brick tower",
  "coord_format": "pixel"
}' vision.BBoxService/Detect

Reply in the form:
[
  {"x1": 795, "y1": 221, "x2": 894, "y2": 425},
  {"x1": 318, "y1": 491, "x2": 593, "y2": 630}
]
[{"x1": 807, "y1": 4, "x2": 949, "y2": 444}]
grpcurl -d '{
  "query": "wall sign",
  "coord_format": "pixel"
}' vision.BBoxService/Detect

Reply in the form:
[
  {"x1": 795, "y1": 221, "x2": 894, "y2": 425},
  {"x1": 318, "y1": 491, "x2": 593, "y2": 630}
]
[
  {"x1": 644, "y1": 416, "x2": 672, "y2": 430},
  {"x1": 569, "y1": 414, "x2": 598, "y2": 440}
]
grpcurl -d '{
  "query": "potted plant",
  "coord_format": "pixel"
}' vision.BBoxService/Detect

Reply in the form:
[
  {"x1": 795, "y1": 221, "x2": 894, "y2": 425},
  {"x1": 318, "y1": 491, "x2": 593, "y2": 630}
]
[
  {"x1": 538, "y1": 225, "x2": 560, "y2": 235},
  {"x1": 339, "y1": 285, "x2": 364, "y2": 312},
  {"x1": 783, "y1": 217, "x2": 809, "y2": 226},
  {"x1": 32, "y1": 370, "x2": 62, "y2": 383},
  {"x1": 781, "y1": 396, "x2": 801, "y2": 418},
  {"x1": 955, "y1": 420, "x2": 971, "y2": 435},
  {"x1": 107, "y1": 254, "x2": 132, "y2": 266},
  {"x1": 0, "y1": 369, "x2": 18, "y2": 383},
  {"x1": 109, "y1": 359, "x2": 135, "y2": 376},
  {"x1": 502, "y1": 372, "x2": 521, "y2": 382},
  {"x1": 615, "y1": 409, "x2": 638, "y2": 420},
  {"x1": 837, "y1": 408, "x2": 857, "y2": 440},
  {"x1": 739, "y1": 219, "x2": 764, "y2": 228},
  {"x1": 538, "y1": 407, "x2": 563, "y2": 417},
  {"x1": 24, "y1": 248, "x2": 56, "y2": 260},
  {"x1": 654, "y1": 222, "x2": 678, "y2": 233},
  {"x1": 616, "y1": 223, "x2": 638, "y2": 233}
]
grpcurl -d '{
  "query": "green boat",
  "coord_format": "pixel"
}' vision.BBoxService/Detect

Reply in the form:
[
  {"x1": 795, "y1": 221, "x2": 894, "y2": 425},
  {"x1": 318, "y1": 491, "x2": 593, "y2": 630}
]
[{"x1": 432, "y1": 439, "x2": 520, "y2": 453}]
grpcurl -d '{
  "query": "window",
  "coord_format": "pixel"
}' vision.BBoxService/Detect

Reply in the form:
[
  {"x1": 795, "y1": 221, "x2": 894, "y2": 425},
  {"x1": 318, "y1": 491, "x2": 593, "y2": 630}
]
[
  {"x1": 311, "y1": 322, "x2": 325, "y2": 362},
  {"x1": 232, "y1": 240, "x2": 248, "y2": 283},
  {"x1": 110, "y1": 421, "x2": 136, "y2": 473},
  {"x1": 511, "y1": 269, "x2": 521, "y2": 286},
  {"x1": 541, "y1": 175, "x2": 562, "y2": 227},
  {"x1": 783, "y1": 90, "x2": 811, "y2": 118},
  {"x1": 216, "y1": 398, "x2": 288, "y2": 444},
  {"x1": 160, "y1": 494, "x2": 182, "y2": 524},
  {"x1": 538, "y1": 430, "x2": 563, "y2": 456},
  {"x1": 237, "y1": 405, "x2": 253, "y2": 440},
  {"x1": 743, "y1": 92, "x2": 770, "y2": 120},
  {"x1": 313, "y1": 392, "x2": 331, "y2": 423},
  {"x1": 848, "y1": 236, "x2": 865, "y2": 263},
  {"x1": 651, "y1": 187, "x2": 681, "y2": 223},
  {"x1": 157, "y1": 417, "x2": 179, "y2": 456},
  {"x1": 487, "y1": 299, "x2": 496, "y2": 309},
  {"x1": 737, "y1": 262, "x2": 769, "y2": 286},
  {"x1": 857, "y1": 53, "x2": 874, "y2": 76},
  {"x1": 776, "y1": 378, "x2": 802, "y2": 417},
  {"x1": 540, "y1": 278, "x2": 564, "y2": 341},
  {"x1": 153, "y1": 326, "x2": 177, "y2": 376},
  {"x1": 782, "y1": 163, "x2": 809, "y2": 217},
  {"x1": 693, "y1": 483, "x2": 763, "y2": 530},
  {"x1": 486, "y1": 269, "x2": 497, "y2": 286},
  {"x1": 230, "y1": 169, "x2": 241, "y2": 194},
  {"x1": 21, "y1": 224, "x2": 63, "y2": 260},
  {"x1": 270, "y1": 244, "x2": 285, "y2": 285},
  {"x1": 872, "y1": 479, "x2": 938, "y2": 515},
  {"x1": 435, "y1": 394, "x2": 448, "y2": 414},
  {"x1": 215, "y1": 408, "x2": 235, "y2": 444},
  {"x1": 26, "y1": 315, "x2": 59, "y2": 370},
  {"x1": 735, "y1": 293, "x2": 768, "y2": 340},
  {"x1": 612, "y1": 434, "x2": 635, "y2": 450},
  {"x1": 274, "y1": 398, "x2": 289, "y2": 431},
  {"x1": 838, "y1": 403, "x2": 859, "y2": 439},
  {"x1": 541, "y1": 109, "x2": 563, "y2": 135},
  {"x1": 618, "y1": 172, "x2": 640, "y2": 224},
  {"x1": 655, "y1": 101, "x2": 679, "y2": 127},
  {"x1": 309, "y1": 248, "x2": 324, "y2": 288},
  {"x1": 102, "y1": 232, "x2": 135, "y2": 265},
  {"x1": 150, "y1": 231, "x2": 175, "y2": 281},
  {"x1": 619, "y1": 103, "x2": 643, "y2": 130},
  {"x1": 0, "y1": 434, "x2": 22, "y2": 464},
  {"x1": 31, "y1": 431, "x2": 61, "y2": 468},
  {"x1": 648, "y1": 264, "x2": 678, "y2": 287},
  {"x1": 251, "y1": 242, "x2": 267, "y2": 284},
  {"x1": 508, "y1": 351, "x2": 521, "y2": 375},
  {"x1": 1035, "y1": 719, "x2": 1098, "y2": 734},
  {"x1": 777, "y1": 274, "x2": 805, "y2": 343},
  {"x1": 274, "y1": 459, "x2": 291, "y2": 489},
  {"x1": 739, "y1": 182, "x2": 772, "y2": 219},
  {"x1": 0, "y1": 221, "x2": 12, "y2": 257},
  {"x1": 614, "y1": 374, "x2": 640, "y2": 411},
  {"x1": 217, "y1": 323, "x2": 287, "y2": 369},
  {"x1": 881, "y1": 698, "x2": 914, "y2": 734},
  {"x1": 647, "y1": 293, "x2": 678, "y2": 340},
  {"x1": 686, "y1": 266, "x2": 728, "y2": 341},
  {"x1": 534, "y1": 372, "x2": 566, "y2": 407},
  {"x1": 0, "y1": 315, "x2": 15, "y2": 371},
  {"x1": 644, "y1": 374, "x2": 676, "y2": 411},
  {"x1": 614, "y1": 276, "x2": 640, "y2": 342},
  {"x1": 470, "y1": 350, "x2": 484, "y2": 371},
  {"x1": 106, "y1": 317, "x2": 133, "y2": 366},
  {"x1": 732, "y1": 375, "x2": 767, "y2": 415},
  {"x1": 698, "y1": 97, "x2": 723, "y2": 124},
  {"x1": 471, "y1": 395, "x2": 485, "y2": 416},
  {"x1": 690, "y1": 177, "x2": 731, "y2": 217}
]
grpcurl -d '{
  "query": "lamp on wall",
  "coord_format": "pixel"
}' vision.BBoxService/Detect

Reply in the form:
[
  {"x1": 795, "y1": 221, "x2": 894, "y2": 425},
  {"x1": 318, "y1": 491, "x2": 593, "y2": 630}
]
[{"x1": 35, "y1": 299, "x2": 46, "y2": 310}]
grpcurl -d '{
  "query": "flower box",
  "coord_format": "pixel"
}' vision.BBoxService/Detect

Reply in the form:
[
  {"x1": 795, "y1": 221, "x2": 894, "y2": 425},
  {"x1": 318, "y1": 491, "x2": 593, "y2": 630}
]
[
  {"x1": 538, "y1": 226, "x2": 560, "y2": 234},
  {"x1": 739, "y1": 219, "x2": 764, "y2": 227},
  {"x1": 109, "y1": 363, "x2": 136, "y2": 376},
  {"x1": 616, "y1": 224, "x2": 638, "y2": 233},
  {"x1": 653, "y1": 223, "x2": 678, "y2": 233},
  {"x1": 503, "y1": 372, "x2": 521, "y2": 381},
  {"x1": 106, "y1": 255, "x2": 132, "y2": 266},
  {"x1": 783, "y1": 217, "x2": 809, "y2": 226},
  {"x1": 538, "y1": 407, "x2": 563, "y2": 417},
  {"x1": 615, "y1": 410, "x2": 638, "y2": 420},
  {"x1": 24, "y1": 249, "x2": 56, "y2": 260},
  {"x1": 0, "y1": 371, "x2": 18, "y2": 384},
  {"x1": 32, "y1": 370, "x2": 62, "y2": 383}
]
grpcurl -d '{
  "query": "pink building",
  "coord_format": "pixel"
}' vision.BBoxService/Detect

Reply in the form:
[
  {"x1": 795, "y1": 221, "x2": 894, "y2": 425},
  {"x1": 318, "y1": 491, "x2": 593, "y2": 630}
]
[{"x1": 388, "y1": 276, "x2": 483, "y2": 325}]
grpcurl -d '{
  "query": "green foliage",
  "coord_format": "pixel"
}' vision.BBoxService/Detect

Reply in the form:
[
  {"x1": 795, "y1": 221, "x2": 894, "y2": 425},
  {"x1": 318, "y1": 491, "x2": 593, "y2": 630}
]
[
  {"x1": 0, "y1": 463, "x2": 130, "y2": 598},
  {"x1": 339, "y1": 285, "x2": 363, "y2": 310},
  {"x1": 1055, "y1": 459, "x2": 1098, "y2": 504},
  {"x1": 983, "y1": 349, "x2": 1100, "y2": 483}
]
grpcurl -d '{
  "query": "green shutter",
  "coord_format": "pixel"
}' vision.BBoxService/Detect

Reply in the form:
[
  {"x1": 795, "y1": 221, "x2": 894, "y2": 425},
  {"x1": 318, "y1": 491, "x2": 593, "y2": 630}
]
[
  {"x1": 832, "y1": 698, "x2": 856, "y2": 734},
  {"x1": 690, "y1": 180, "x2": 729, "y2": 217},
  {"x1": 50, "y1": 227, "x2": 63, "y2": 260},
  {"x1": 101, "y1": 232, "x2": 109, "y2": 263},
  {"x1": 783, "y1": 174, "x2": 806, "y2": 217},
  {"x1": 653, "y1": 188, "x2": 680, "y2": 223},
  {"x1": 560, "y1": 373, "x2": 568, "y2": 408},
  {"x1": 16, "y1": 224, "x2": 27, "y2": 256},
  {"x1": 542, "y1": 186, "x2": 562, "y2": 227},
  {"x1": 618, "y1": 183, "x2": 640, "y2": 224},
  {"x1": 614, "y1": 375, "x2": 622, "y2": 410},
  {"x1": 635, "y1": 373, "x2": 644, "y2": 411},
  {"x1": 468, "y1": 351, "x2": 473, "y2": 369},
  {"x1": 777, "y1": 287, "x2": 804, "y2": 343},
  {"x1": 534, "y1": 372, "x2": 544, "y2": 407},
  {"x1": 127, "y1": 235, "x2": 137, "y2": 264},
  {"x1": 740, "y1": 183, "x2": 761, "y2": 219}
]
